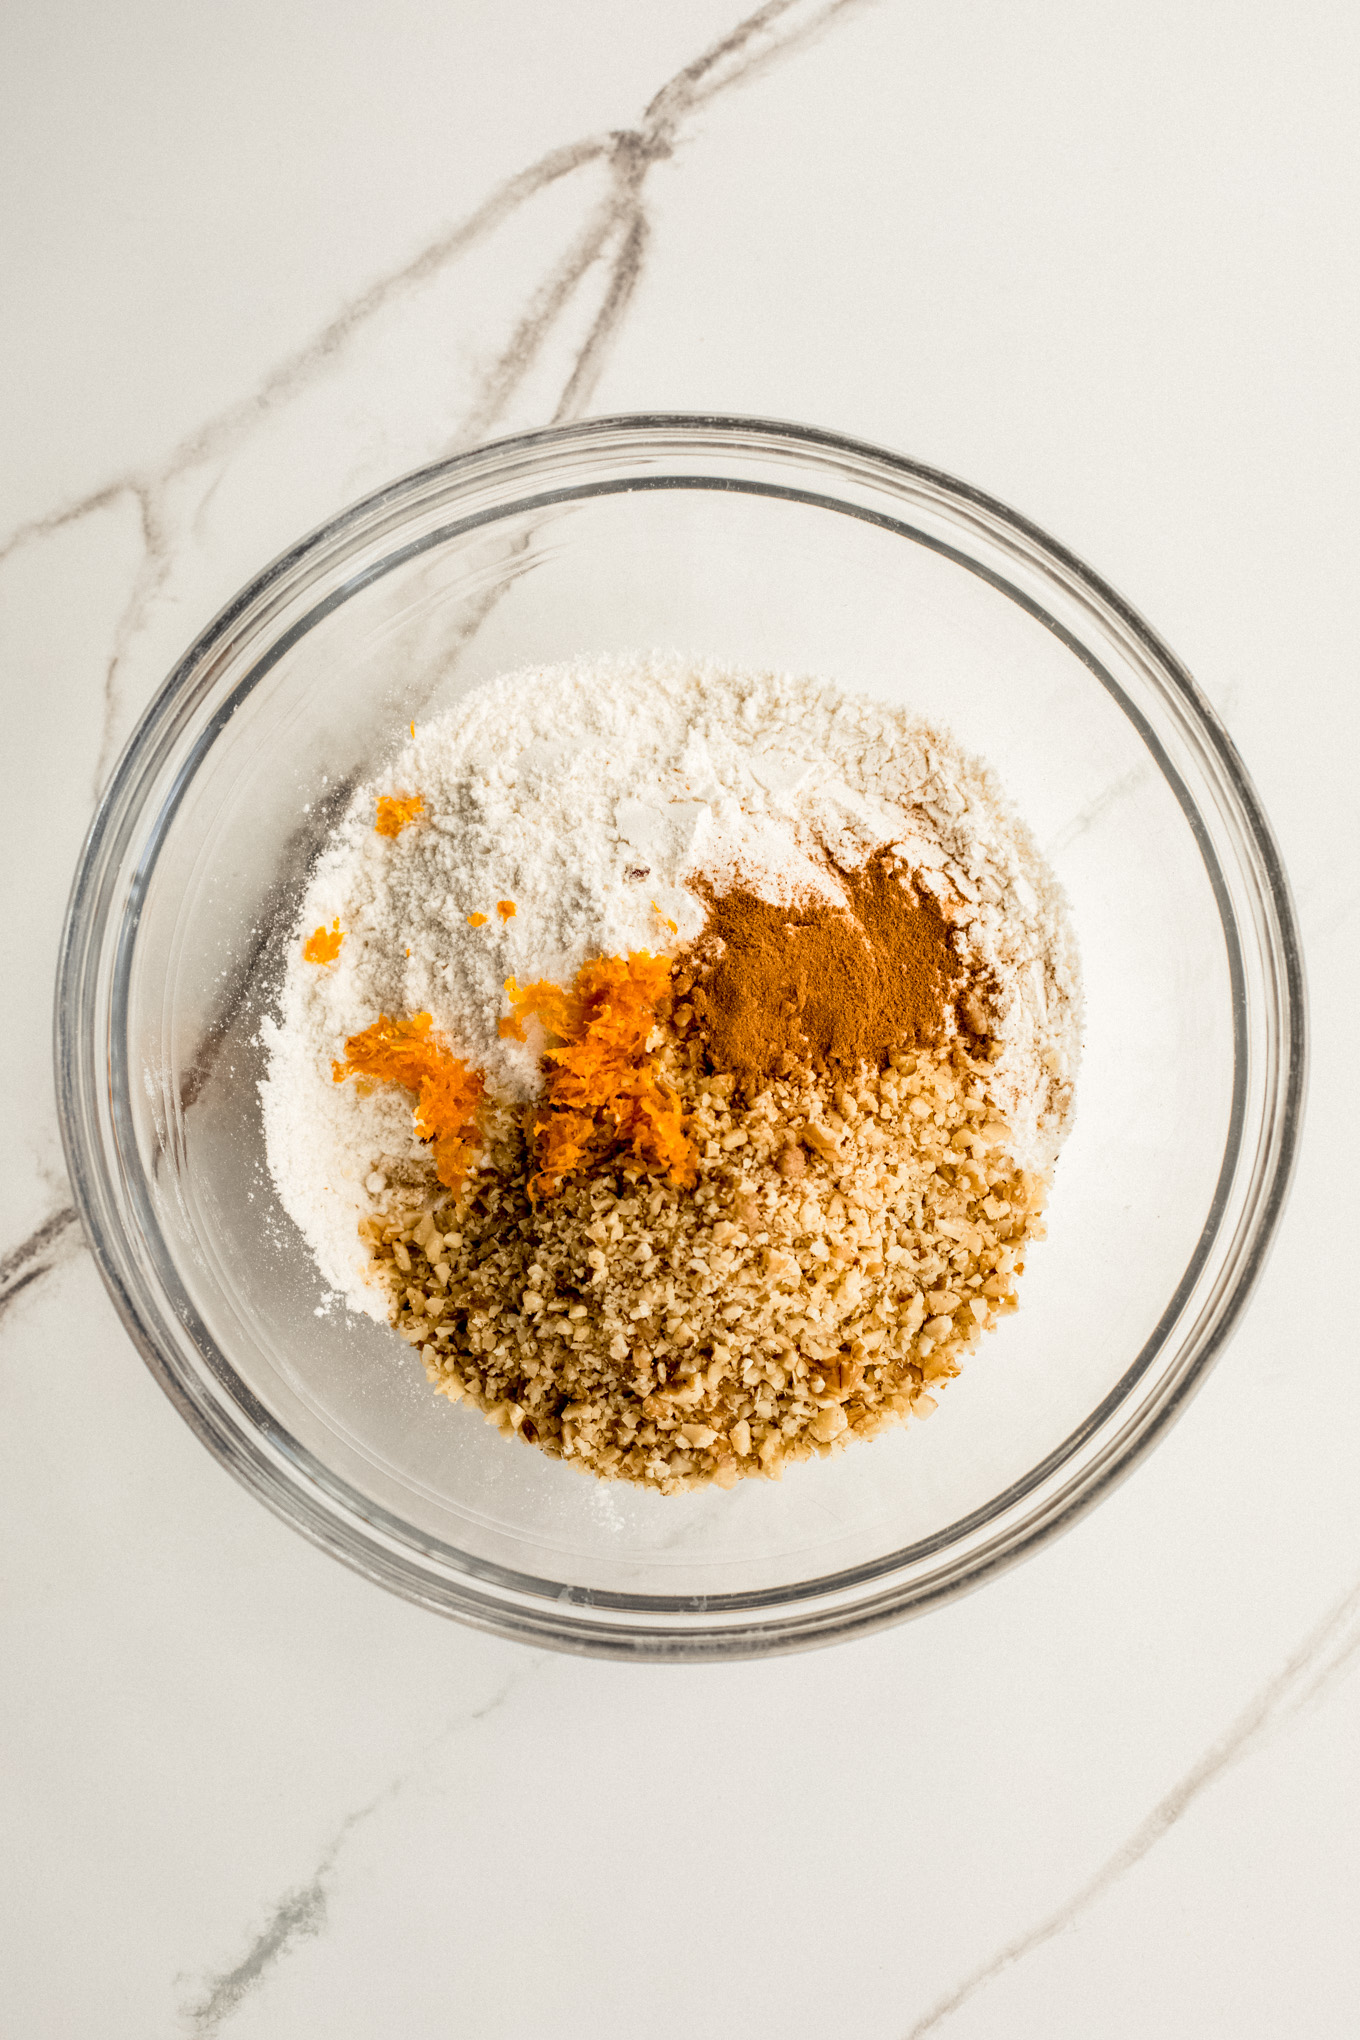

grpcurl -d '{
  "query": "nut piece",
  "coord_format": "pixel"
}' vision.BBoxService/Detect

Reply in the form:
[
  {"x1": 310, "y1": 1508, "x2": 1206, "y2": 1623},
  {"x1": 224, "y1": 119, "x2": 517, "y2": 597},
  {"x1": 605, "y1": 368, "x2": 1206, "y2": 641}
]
[{"x1": 366, "y1": 1035, "x2": 1046, "y2": 1497}]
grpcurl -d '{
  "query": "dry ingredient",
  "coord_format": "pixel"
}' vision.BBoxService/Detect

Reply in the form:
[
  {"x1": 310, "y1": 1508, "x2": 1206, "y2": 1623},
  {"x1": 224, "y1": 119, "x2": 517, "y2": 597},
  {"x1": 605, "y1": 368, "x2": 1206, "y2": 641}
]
[
  {"x1": 262, "y1": 653, "x2": 1080, "y2": 1491},
  {"x1": 332, "y1": 1014, "x2": 485, "y2": 1194},
  {"x1": 503, "y1": 954, "x2": 693, "y2": 1196},
  {"x1": 689, "y1": 846, "x2": 970, "y2": 1091},
  {"x1": 302, "y1": 919, "x2": 344, "y2": 966},
  {"x1": 374, "y1": 792, "x2": 424, "y2": 839},
  {"x1": 375, "y1": 1033, "x2": 1041, "y2": 1491}
]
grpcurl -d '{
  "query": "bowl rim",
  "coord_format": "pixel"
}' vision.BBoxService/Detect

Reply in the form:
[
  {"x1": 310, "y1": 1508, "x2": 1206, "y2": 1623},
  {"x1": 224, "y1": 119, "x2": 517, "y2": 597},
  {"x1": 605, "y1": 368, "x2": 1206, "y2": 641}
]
[{"x1": 55, "y1": 412, "x2": 1308, "y2": 1658}]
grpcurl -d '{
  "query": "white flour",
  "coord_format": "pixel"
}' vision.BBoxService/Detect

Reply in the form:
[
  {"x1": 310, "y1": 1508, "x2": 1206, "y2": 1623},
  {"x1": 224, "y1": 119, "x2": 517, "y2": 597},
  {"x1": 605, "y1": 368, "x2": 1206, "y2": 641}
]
[{"x1": 261, "y1": 654, "x2": 1081, "y2": 1312}]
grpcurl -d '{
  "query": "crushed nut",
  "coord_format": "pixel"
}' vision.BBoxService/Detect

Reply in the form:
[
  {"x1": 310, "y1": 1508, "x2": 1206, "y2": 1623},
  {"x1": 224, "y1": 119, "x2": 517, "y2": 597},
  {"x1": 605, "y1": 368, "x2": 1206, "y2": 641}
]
[{"x1": 364, "y1": 1036, "x2": 1047, "y2": 1495}]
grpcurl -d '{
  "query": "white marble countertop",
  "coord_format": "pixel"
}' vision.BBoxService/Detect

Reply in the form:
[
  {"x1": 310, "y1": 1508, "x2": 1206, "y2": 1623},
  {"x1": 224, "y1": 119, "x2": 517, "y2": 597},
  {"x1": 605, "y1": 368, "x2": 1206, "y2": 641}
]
[{"x1": 3, "y1": 3, "x2": 1358, "y2": 2032}]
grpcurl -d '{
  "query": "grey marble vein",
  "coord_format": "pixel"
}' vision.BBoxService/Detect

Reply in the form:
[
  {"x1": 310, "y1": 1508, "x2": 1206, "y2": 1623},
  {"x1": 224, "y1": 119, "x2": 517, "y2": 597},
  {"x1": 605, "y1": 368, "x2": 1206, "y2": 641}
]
[
  {"x1": 174, "y1": 770, "x2": 361, "y2": 1126},
  {"x1": 0, "y1": 1205, "x2": 83, "y2": 1324},
  {"x1": 554, "y1": 205, "x2": 651, "y2": 425},
  {"x1": 3, "y1": 0, "x2": 884, "y2": 1331},
  {"x1": 0, "y1": 0, "x2": 876, "y2": 579},
  {"x1": 1046, "y1": 764, "x2": 1151, "y2": 859},
  {"x1": 92, "y1": 0, "x2": 878, "y2": 789},
  {"x1": 179, "y1": 1658, "x2": 545, "y2": 2035},
  {"x1": 91, "y1": 485, "x2": 174, "y2": 793},
  {"x1": 100, "y1": 0, "x2": 888, "y2": 1166},
  {"x1": 646, "y1": 0, "x2": 875, "y2": 136},
  {"x1": 0, "y1": 140, "x2": 606, "y2": 578},
  {"x1": 449, "y1": 0, "x2": 882, "y2": 443},
  {"x1": 902, "y1": 1568, "x2": 1360, "y2": 2037}
]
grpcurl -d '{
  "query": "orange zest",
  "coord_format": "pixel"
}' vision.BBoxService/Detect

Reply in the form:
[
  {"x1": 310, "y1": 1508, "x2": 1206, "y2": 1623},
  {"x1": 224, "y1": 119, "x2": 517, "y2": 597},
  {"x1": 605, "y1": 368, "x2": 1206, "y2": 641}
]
[
  {"x1": 497, "y1": 899, "x2": 517, "y2": 921},
  {"x1": 504, "y1": 954, "x2": 694, "y2": 1199},
  {"x1": 302, "y1": 919, "x2": 344, "y2": 965},
  {"x1": 467, "y1": 911, "x2": 488, "y2": 928},
  {"x1": 333, "y1": 1013, "x2": 484, "y2": 1194},
  {"x1": 375, "y1": 793, "x2": 424, "y2": 839}
]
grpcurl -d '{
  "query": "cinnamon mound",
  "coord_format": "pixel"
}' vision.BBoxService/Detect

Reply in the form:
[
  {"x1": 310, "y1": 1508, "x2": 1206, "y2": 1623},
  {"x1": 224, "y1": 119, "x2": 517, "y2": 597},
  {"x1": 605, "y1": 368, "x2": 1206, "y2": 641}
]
[{"x1": 683, "y1": 848, "x2": 968, "y2": 1093}]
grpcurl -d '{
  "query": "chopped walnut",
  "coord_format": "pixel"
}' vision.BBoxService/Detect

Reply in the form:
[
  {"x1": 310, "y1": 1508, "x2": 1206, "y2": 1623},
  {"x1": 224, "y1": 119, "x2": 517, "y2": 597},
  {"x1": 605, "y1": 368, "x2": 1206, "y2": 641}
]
[{"x1": 362, "y1": 1034, "x2": 1047, "y2": 1495}]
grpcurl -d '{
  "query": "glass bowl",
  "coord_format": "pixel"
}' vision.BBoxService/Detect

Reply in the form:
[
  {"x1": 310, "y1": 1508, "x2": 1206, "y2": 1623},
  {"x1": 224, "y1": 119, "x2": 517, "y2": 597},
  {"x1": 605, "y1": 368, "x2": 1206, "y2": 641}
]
[{"x1": 55, "y1": 416, "x2": 1305, "y2": 1659}]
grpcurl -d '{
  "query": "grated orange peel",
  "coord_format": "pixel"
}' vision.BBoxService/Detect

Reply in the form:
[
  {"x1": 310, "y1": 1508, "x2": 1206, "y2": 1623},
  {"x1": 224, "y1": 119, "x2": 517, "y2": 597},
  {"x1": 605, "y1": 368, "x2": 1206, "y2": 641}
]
[
  {"x1": 333, "y1": 1012, "x2": 484, "y2": 1193},
  {"x1": 374, "y1": 793, "x2": 424, "y2": 839},
  {"x1": 504, "y1": 953, "x2": 694, "y2": 1199},
  {"x1": 302, "y1": 919, "x2": 344, "y2": 965}
]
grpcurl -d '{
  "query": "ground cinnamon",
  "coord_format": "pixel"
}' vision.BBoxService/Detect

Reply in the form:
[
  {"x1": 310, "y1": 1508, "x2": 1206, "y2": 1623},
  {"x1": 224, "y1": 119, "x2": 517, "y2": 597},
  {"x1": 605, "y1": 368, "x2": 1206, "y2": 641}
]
[{"x1": 684, "y1": 849, "x2": 968, "y2": 1093}]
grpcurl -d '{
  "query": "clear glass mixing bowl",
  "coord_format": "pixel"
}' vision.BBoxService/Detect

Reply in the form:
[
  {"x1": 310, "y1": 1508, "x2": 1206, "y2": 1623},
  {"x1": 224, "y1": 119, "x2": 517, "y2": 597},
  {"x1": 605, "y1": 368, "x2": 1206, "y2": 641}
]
[{"x1": 55, "y1": 416, "x2": 1305, "y2": 1658}]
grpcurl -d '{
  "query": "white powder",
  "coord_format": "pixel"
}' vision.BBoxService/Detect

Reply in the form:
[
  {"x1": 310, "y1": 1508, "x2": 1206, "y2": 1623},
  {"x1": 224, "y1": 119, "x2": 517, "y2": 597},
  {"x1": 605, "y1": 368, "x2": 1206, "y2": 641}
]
[{"x1": 261, "y1": 653, "x2": 1081, "y2": 1313}]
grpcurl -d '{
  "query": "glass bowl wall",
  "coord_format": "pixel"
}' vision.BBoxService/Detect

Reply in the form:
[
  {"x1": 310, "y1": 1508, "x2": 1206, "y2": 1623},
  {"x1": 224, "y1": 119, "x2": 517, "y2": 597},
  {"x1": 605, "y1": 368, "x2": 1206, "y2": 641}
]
[{"x1": 56, "y1": 417, "x2": 1305, "y2": 1657}]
